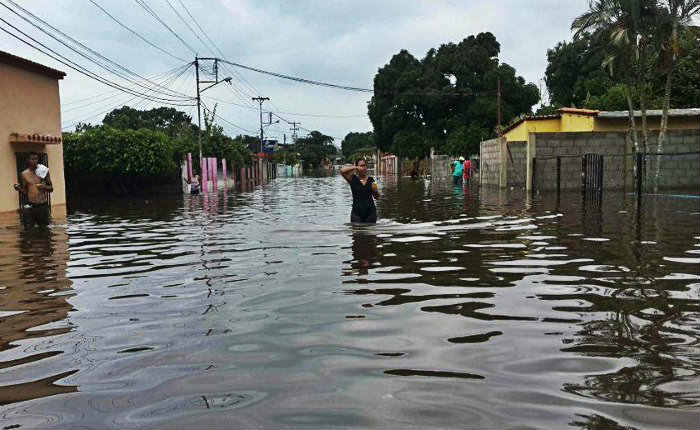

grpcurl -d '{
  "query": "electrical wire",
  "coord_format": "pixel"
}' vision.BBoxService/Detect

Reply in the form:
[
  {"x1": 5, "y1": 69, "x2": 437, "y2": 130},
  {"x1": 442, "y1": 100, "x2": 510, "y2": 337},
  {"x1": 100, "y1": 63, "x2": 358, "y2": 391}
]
[
  {"x1": 164, "y1": 0, "x2": 211, "y2": 55},
  {"x1": 132, "y1": 0, "x2": 198, "y2": 55},
  {"x1": 218, "y1": 58, "x2": 372, "y2": 93},
  {"x1": 1, "y1": 0, "x2": 192, "y2": 100},
  {"x1": 0, "y1": 18, "x2": 195, "y2": 105},
  {"x1": 88, "y1": 0, "x2": 188, "y2": 62}
]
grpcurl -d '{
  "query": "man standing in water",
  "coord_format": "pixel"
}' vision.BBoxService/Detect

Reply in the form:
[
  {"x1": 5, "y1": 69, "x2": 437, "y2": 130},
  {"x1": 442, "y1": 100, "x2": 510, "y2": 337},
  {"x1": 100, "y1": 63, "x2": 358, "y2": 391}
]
[
  {"x1": 341, "y1": 158, "x2": 379, "y2": 223},
  {"x1": 14, "y1": 152, "x2": 53, "y2": 229}
]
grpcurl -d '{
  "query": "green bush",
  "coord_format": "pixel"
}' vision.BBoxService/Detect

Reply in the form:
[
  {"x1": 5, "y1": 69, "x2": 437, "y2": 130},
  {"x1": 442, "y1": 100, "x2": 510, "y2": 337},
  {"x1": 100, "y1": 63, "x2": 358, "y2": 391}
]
[{"x1": 63, "y1": 126, "x2": 177, "y2": 180}]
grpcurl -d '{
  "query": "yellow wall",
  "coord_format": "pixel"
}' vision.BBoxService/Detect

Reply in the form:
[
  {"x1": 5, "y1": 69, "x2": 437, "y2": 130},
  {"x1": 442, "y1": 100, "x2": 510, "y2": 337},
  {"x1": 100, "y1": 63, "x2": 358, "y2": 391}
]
[
  {"x1": 561, "y1": 113, "x2": 596, "y2": 132},
  {"x1": 506, "y1": 112, "x2": 698, "y2": 143},
  {"x1": 505, "y1": 118, "x2": 561, "y2": 142},
  {"x1": 0, "y1": 62, "x2": 66, "y2": 220}
]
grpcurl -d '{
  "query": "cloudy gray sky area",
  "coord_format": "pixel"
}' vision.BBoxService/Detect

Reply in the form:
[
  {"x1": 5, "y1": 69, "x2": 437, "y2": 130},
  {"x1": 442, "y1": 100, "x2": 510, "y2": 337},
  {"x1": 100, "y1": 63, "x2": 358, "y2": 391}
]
[{"x1": 1, "y1": 0, "x2": 589, "y2": 143}]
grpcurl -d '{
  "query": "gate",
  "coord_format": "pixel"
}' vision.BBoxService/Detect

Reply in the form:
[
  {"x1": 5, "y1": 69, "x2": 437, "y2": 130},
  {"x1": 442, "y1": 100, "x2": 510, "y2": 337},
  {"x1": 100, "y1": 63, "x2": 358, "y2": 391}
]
[{"x1": 581, "y1": 153, "x2": 604, "y2": 204}]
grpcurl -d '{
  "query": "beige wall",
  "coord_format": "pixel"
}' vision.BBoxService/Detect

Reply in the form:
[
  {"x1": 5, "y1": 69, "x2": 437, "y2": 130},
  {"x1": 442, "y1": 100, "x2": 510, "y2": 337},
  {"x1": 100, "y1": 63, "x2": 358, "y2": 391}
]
[{"x1": 0, "y1": 62, "x2": 66, "y2": 220}]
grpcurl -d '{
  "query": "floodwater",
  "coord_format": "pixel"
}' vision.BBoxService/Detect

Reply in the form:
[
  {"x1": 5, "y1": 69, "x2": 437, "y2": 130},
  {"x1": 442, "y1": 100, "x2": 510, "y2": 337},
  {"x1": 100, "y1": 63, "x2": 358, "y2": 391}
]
[{"x1": 1, "y1": 175, "x2": 698, "y2": 429}]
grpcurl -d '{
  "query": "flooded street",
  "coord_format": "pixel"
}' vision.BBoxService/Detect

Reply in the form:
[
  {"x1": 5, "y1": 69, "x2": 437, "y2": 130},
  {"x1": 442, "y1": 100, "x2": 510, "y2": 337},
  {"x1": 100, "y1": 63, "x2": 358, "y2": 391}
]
[{"x1": 1, "y1": 176, "x2": 698, "y2": 429}]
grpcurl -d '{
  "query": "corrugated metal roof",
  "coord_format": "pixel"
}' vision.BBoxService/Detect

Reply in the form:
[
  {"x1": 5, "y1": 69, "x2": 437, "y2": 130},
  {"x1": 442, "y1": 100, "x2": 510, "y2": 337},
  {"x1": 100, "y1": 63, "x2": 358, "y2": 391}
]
[{"x1": 598, "y1": 108, "x2": 700, "y2": 118}]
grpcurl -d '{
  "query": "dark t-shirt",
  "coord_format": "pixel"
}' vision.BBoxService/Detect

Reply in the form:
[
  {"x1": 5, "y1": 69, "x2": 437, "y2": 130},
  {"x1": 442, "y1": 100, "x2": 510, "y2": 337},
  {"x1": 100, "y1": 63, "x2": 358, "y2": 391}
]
[{"x1": 350, "y1": 175, "x2": 376, "y2": 217}]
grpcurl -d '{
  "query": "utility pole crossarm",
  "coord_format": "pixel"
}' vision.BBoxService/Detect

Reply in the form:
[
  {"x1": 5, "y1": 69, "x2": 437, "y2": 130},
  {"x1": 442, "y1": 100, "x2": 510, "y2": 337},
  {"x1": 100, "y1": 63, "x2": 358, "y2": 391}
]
[{"x1": 252, "y1": 97, "x2": 270, "y2": 154}]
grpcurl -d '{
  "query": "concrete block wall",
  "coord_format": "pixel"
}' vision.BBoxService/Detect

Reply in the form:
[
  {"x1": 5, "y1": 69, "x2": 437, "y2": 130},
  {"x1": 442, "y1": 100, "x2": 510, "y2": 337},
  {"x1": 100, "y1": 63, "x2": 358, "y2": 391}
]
[
  {"x1": 506, "y1": 141, "x2": 526, "y2": 187},
  {"x1": 533, "y1": 130, "x2": 699, "y2": 191},
  {"x1": 643, "y1": 130, "x2": 700, "y2": 189},
  {"x1": 480, "y1": 138, "x2": 501, "y2": 186}
]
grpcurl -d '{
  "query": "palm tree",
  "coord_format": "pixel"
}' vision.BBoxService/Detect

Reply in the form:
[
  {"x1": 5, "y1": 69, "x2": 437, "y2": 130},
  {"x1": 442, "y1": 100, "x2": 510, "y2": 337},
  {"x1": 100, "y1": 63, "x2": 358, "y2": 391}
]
[
  {"x1": 653, "y1": 0, "x2": 700, "y2": 191},
  {"x1": 572, "y1": 0, "x2": 654, "y2": 153}
]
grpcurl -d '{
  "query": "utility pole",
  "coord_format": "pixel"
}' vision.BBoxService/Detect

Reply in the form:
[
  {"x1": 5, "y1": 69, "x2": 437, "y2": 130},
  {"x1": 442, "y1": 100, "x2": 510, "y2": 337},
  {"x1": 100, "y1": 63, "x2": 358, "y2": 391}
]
[
  {"x1": 497, "y1": 77, "x2": 502, "y2": 137},
  {"x1": 195, "y1": 57, "x2": 231, "y2": 162},
  {"x1": 289, "y1": 121, "x2": 300, "y2": 143},
  {"x1": 195, "y1": 57, "x2": 202, "y2": 161},
  {"x1": 252, "y1": 96, "x2": 270, "y2": 153}
]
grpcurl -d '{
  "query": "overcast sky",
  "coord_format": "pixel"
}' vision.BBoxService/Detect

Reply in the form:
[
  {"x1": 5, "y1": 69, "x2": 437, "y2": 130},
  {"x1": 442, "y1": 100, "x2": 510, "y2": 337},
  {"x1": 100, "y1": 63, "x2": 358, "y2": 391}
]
[{"x1": 1, "y1": 0, "x2": 590, "y2": 143}]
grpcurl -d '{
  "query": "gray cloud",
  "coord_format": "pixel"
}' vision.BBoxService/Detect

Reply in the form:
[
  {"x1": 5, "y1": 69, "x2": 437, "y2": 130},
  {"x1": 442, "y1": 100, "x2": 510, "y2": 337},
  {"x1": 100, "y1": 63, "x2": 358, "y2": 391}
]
[{"x1": 1, "y1": 0, "x2": 589, "y2": 142}]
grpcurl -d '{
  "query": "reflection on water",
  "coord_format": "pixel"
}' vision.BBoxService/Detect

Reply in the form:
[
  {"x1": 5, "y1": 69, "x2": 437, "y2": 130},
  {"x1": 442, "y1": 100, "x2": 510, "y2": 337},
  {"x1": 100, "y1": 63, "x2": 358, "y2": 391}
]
[{"x1": 0, "y1": 176, "x2": 698, "y2": 429}]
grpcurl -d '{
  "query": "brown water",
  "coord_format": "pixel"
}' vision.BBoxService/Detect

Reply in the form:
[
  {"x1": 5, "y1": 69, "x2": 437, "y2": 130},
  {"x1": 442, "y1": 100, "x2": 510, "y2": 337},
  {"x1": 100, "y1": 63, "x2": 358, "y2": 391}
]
[{"x1": 0, "y1": 176, "x2": 698, "y2": 429}]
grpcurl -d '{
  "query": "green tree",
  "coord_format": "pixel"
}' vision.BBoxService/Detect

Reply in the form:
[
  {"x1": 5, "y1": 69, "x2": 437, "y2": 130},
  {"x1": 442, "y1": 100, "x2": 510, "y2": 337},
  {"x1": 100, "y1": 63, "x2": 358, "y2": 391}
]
[
  {"x1": 341, "y1": 131, "x2": 375, "y2": 158},
  {"x1": 653, "y1": 0, "x2": 700, "y2": 190},
  {"x1": 102, "y1": 106, "x2": 195, "y2": 137},
  {"x1": 368, "y1": 32, "x2": 539, "y2": 158},
  {"x1": 295, "y1": 131, "x2": 337, "y2": 169}
]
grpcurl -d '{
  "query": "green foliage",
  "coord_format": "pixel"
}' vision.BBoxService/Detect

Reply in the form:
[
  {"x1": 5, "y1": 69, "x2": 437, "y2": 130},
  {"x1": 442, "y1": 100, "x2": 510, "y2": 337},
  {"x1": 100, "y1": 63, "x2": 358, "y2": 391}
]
[
  {"x1": 368, "y1": 32, "x2": 539, "y2": 158},
  {"x1": 544, "y1": 36, "x2": 615, "y2": 108},
  {"x1": 63, "y1": 126, "x2": 177, "y2": 180},
  {"x1": 341, "y1": 131, "x2": 375, "y2": 158},
  {"x1": 348, "y1": 146, "x2": 377, "y2": 163},
  {"x1": 548, "y1": 5, "x2": 699, "y2": 110},
  {"x1": 63, "y1": 106, "x2": 254, "y2": 193},
  {"x1": 103, "y1": 106, "x2": 194, "y2": 137},
  {"x1": 295, "y1": 131, "x2": 337, "y2": 168}
]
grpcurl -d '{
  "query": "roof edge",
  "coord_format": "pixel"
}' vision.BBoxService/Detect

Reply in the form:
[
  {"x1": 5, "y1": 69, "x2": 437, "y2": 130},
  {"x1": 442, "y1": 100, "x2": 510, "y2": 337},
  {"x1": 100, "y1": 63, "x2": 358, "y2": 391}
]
[{"x1": 0, "y1": 50, "x2": 66, "y2": 80}]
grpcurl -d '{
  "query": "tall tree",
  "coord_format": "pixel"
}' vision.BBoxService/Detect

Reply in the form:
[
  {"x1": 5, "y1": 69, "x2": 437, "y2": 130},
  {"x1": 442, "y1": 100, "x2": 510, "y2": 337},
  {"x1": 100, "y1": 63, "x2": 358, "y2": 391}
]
[
  {"x1": 341, "y1": 131, "x2": 375, "y2": 158},
  {"x1": 295, "y1": 131, "x2": 337, "y2": 169},
  {"x1": 571, "y1": 0, "x2": 658, "y2": 152},
  {"x1": 368, "y1": 33, "x2": 538, "y2": 158},
  {"x1": 654, "y1": 0, "x2": 700, "y2": 190}
]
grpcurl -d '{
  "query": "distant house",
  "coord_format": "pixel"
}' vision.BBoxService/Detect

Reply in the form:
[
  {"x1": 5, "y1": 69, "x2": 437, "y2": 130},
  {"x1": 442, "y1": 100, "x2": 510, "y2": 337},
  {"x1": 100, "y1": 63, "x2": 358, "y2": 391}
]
[
  {"x1": 503, "y1": 107, "x2": 700, "y2": 142},
  {"x1": 0, "y1": 50, "x2": 66, "y2": 220}
]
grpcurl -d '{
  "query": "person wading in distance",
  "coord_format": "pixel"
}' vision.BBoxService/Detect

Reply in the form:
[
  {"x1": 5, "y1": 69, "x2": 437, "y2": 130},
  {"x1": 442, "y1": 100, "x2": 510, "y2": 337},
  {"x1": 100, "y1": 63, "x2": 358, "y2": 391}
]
[{"x1": 340, "y1": 158, "x2": 379, "y2": 223}]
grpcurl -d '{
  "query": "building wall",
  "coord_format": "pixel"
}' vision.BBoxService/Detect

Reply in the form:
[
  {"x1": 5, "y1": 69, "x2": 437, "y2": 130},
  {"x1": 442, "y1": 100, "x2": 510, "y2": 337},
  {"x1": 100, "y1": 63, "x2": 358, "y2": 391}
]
[
  {"x1": 505, "y1": 118, "x2": 561, "y2": 142},
  {"x1": 0, "y1": 62, "x2": 65, "y2": 218},
  {"x1": 593, "y1": 116, "x2": 700, "y2": 132},
  {"x1": 480, "y1": 137, "x2": 502, "y2": 186},
  {"x1": 534, "y1": 130, "x2": 699, "y2": 191},
  {"x1": 506, "y1": 141, "x2": 527, "y2": 187}
]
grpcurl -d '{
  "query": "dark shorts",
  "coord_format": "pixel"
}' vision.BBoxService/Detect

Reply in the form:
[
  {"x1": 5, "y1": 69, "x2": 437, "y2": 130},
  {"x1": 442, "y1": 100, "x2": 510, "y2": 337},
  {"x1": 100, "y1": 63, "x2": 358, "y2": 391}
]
[
  {"x1": 453, "y1": 175, "x2": 463, "y2": 186},
  {"x1": 351, "y1": 206, "x2": 377, "y2": 223},
  {"x1": 22, "y1": 203, "x2": 50, "y2": 229}
]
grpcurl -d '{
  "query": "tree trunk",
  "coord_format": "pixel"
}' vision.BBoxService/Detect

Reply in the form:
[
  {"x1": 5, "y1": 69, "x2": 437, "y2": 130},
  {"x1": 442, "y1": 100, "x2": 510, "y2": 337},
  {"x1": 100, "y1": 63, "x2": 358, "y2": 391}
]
[
  {"x1": 637, "y1": 40, "x2": 649, "y2": 153},
  {"x1": 625, "y1": 84, "x2": 639, "y2": 153},
  {"x1": 655, "y1": 23, "x2": 677, "y2": 193}
]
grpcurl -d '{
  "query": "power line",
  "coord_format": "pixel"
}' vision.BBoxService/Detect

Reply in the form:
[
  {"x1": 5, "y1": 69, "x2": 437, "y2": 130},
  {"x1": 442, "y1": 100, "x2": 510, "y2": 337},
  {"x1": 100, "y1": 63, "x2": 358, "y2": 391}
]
[
  {"x1": 1, "y1": 0, "x2": 192, "y2": 100},
  {"x1": 132, "y1": 0, "x2": 198, "y2": 55},
  {"x1": 88, "y1": 0, "x2": 188, "y2": 62},
  {"x1": 62, "y1": 62, "x2": 195, "y2": 129},
  {"x1": 62, "y1": 62, "x2": 191, "y2": 107},
  {"x1": 218, "y1": 58, "x2": 373, "y2": 93},
  {"x1": 0, "y1": 17, "x2": 195, "y2": 105},
  {"x1": 201, "y1": 100, "x2": 255, "y2": 133},
  {"x1": 164, "y1": 0, "x2": 211, "y2": 55},
  {"x1": 175, "y1": 0, "x2": 224, "y2": 57}
]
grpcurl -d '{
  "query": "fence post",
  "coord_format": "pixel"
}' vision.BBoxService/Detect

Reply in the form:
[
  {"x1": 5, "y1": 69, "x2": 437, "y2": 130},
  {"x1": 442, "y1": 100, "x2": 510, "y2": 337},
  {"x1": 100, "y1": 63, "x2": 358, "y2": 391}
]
[
  {"x1": 556, "y1": 156, "x2": 561, "y2": 196},
  {"x1": 581, "y1": 154, "x2": 587, "y2": 197},
  {"x1": 526, "y1": 132, "x2": 536, "y2": 193},
  {"x1": 598, "y1": 155, "x2": 604, "y2": 201},
  {"x1": 636, "y1": 152, "x2": 643, "y2": 199},
  {"x1": 499, "y1": 137, "x2": 508, "y2": 188}
]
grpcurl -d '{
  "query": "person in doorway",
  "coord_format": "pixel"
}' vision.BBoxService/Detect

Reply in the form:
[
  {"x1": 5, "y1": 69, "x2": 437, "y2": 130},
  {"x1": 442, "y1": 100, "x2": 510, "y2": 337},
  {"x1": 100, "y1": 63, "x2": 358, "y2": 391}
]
[
  {"x1": 341, "y1": 158, "x2": 379, "y2": 223},
  {"x1": 452, "y1": 156, "x2": 464, "y2": 186},
  {"x1": 14, "y1": 152, "x2": 53, "y2": 229}
]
